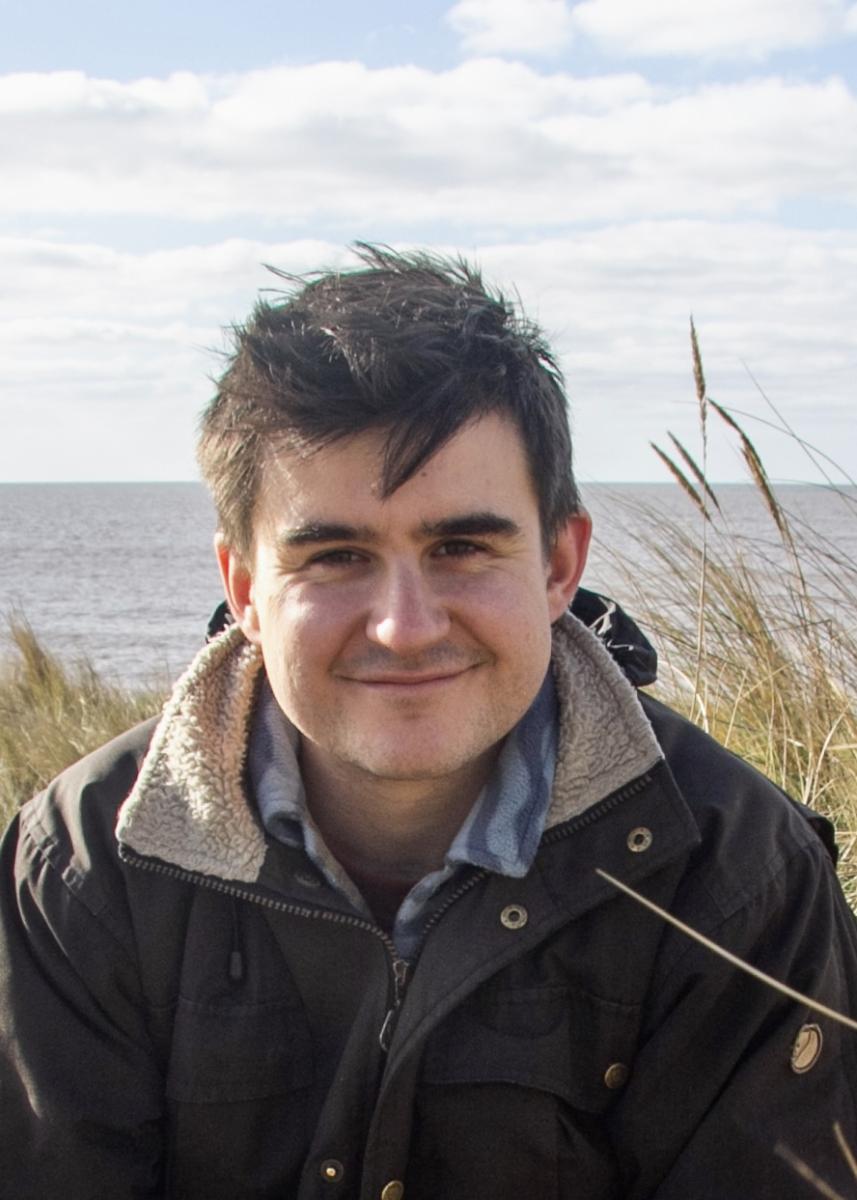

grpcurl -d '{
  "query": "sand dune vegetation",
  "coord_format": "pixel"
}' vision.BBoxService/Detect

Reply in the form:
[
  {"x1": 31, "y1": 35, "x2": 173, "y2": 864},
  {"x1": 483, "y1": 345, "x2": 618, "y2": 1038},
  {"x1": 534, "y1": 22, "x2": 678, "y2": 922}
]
[
  {"x1": 0, "y1": 619, "x2": 164, "y2": 830},
  {"x1": 602, "y1": 327, "x2": 857, "y2": 908}
]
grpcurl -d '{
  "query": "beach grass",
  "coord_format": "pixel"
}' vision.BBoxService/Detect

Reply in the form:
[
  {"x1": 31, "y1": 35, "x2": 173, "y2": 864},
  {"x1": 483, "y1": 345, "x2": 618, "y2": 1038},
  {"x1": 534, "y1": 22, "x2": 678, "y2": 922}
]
[
  {"x1": 616, "y1": 330, "x2": 857, "y2": 909},
  {"x1": 0, "y1": 619, "x2": 165, "y2": 831},
  {"x1": 593, "y1": 489, "x2": 857, "y2": 912}
]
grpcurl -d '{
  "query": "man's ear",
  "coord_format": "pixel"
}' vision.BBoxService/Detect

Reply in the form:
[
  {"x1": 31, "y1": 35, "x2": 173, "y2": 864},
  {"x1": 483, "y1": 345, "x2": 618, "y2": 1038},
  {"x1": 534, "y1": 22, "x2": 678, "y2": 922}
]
[
  {"x1": 215, "y1": 534, "x2": 262, "y2": 645},
  {"x1": 545, "y1": 512, "x2": 592, "y2": 623}
]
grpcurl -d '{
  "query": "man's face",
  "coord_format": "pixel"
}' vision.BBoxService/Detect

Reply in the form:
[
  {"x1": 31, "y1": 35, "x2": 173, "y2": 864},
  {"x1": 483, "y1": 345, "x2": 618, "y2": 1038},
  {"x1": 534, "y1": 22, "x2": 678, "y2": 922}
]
[{"x1": 219, "y1": 413, "x2": 590, "y2": 792}]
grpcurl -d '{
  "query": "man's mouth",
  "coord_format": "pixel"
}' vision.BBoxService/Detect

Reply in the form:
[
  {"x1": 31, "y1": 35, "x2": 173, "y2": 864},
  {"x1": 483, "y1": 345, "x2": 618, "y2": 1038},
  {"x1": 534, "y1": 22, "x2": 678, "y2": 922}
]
[
  {"x1": 338, "y1": 657, "x2": 484, "y2": 689},
  {"x1": 344, "y1": 668, "x2": 472, "y2": 687}
]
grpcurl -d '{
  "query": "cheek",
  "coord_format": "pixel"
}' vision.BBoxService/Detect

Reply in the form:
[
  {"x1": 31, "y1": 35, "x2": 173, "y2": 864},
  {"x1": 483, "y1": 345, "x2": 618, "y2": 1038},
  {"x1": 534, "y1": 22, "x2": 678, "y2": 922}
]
[
  {"x1": 450, "y1": 571, "x2": 552, "y2": 634},
  {"x1": 257, "y1": 587, "x2": 363, "y2": 680}
]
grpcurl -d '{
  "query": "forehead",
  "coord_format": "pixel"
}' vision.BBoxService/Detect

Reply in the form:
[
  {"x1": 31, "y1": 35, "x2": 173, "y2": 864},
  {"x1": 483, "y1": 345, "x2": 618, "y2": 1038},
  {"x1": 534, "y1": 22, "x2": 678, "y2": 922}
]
[{"x1": 253, "y1": 414, "x2": 538, "y2": 533}]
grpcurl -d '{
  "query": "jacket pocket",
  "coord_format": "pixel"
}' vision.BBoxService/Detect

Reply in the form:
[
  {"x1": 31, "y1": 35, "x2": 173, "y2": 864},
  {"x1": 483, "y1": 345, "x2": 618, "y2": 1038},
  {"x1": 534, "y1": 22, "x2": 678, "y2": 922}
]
[
  {"x1": 408, "y1": 985, "x2": 639, "y2": 1199},
  {"x1": 421, "y1": 982, "x2": 640, "y2": 1112},
  {"x1": 165, "y1": 996, "x2": 313, "y2": 1103}
]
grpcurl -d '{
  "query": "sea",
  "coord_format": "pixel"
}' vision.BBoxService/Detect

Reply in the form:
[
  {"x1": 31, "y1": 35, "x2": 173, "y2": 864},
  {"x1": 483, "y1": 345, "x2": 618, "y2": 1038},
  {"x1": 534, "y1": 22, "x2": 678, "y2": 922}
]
[{"x1": 1, "y1": 481, "x2": 855, "y2": 689}]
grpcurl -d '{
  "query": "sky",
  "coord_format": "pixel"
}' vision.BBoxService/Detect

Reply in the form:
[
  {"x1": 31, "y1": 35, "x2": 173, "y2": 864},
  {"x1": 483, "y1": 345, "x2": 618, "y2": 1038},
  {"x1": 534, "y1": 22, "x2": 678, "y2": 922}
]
[{"x1": 1, "y1": 0, "x2": 856, "y2": 485}]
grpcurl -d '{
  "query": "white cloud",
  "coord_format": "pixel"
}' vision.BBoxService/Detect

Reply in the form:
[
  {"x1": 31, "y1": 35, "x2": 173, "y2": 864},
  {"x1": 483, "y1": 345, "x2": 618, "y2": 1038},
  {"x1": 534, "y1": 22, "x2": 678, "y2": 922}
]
[
  {"x1": 481, "y1": 223, "x2": 857, "y2": 485},
  {"x1": 2, "y1": 226, "x2": 856, "y2": 484},
  {"x1": 1, "y1": 56, "x2": 855, "y2": 484},
  {"x1": 569, "y1": 0, "x2": 855, "y2": 59},
  {"x1": 442, "y1": 0, "x2": 857, "y2": 60},
  {"x1": 0, "y1": 236, "x2": 346, "y2": 480},
  {"x1": 0, "y1": 64, "x2": 855, "y2": 226},
  {"x1": 446, "y1": 0, "x2": 574, "y2": 55}
]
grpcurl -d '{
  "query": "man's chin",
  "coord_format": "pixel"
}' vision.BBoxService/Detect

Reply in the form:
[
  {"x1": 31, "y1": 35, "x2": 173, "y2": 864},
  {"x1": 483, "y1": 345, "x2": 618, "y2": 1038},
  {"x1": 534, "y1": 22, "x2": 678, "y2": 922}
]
[
  {"x1": 341, "y1": 742, "x2": 484, "y2": 784},
  {"x1": 350, "y1": 757, "x2": 461, "y2": 783}
]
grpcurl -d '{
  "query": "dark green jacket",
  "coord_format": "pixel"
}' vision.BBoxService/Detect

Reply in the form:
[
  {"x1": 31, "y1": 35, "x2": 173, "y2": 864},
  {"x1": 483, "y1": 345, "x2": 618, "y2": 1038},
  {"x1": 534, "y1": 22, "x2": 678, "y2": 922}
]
[{"x1": 1, "y1": 613, "x2": 855, "y2": 1199}]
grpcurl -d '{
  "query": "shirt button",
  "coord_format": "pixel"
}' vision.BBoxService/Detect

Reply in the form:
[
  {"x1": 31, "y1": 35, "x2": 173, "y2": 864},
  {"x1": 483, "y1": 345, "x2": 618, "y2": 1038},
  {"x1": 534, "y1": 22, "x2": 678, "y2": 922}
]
[
  {"x1": 499, "y1": 904, "x2": 528, "y2": 930},
  {"x1": 320, "y1": 1159, "x2": 344, "y2": 1183},
  {"x1": 604, "y1": 1062, "x2": 630, "y2": 1089},
  {"x1": 380, "y1": 1181, "x2": 405, "y2": 1200},
  {"x1": 627, "y1": 827, "x2": 653, "y2": 853}
]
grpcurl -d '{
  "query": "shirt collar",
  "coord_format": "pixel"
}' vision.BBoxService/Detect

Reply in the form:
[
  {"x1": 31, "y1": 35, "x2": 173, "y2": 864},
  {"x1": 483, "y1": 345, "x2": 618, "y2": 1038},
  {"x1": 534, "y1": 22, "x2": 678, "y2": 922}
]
[{"x1": 248, "y1": 670, "x2": 558, "y2": 885}]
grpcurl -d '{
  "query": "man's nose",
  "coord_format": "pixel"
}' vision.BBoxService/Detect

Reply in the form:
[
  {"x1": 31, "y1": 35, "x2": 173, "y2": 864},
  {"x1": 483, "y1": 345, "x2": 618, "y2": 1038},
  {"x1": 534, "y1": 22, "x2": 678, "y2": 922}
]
[{"x1": 366, "y1": 564, "x2": 451, "y2": 655}]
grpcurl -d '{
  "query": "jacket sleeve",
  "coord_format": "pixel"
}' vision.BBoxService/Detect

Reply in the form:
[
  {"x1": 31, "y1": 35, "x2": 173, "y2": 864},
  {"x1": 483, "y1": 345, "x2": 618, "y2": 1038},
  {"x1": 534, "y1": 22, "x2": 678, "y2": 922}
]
[
  {"x1": 0, "y1": 788, "x2": 166, "y2": 1198},
  {"x1": 610, "y1": 820, "x2": 857, "y2": 1200}
]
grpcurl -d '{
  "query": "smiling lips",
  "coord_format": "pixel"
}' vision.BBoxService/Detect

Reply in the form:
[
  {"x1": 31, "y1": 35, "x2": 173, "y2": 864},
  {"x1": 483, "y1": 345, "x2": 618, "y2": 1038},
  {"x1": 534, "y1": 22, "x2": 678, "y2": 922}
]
[
  {"x1": 338, "y1": 656, "x2": 483, "y2": 688},
  {"x1": 344, "y1": 667, "x2": 473, "y2": 688}
]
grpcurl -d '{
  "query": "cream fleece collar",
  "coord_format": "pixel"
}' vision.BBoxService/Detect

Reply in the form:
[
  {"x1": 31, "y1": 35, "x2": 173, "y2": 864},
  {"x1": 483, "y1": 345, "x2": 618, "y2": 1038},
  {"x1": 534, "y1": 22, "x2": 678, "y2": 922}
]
[{"x1": 116, "y1": 613, "x2": 663, "y2": 884}]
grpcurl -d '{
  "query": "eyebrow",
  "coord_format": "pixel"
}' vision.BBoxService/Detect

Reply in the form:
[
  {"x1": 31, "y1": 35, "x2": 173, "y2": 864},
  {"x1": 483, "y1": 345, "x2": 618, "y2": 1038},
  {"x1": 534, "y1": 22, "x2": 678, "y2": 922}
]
[
  {"x1": 276, "y1": 511, "x2": 523, "y2": 548},
  {"x1": 418, "y1": 512, "x2": 523, "y2": 540},
  {"x1": 277, "y1": 522, "x2": 376, "y2": 547}
]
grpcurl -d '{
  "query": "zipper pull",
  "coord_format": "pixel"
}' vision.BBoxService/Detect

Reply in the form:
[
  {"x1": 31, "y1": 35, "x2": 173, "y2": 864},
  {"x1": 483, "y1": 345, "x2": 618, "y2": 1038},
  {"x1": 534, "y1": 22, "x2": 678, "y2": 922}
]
[
  {"x1": 379, "y1": 1008, "x2": 396, "y2": 1052},
  {"x1": 379, "y1": 958, "x2": 411, "y2": 1052},
  {"x1": 392, "y1": 958, "x2": 410, "y2": 1005}
]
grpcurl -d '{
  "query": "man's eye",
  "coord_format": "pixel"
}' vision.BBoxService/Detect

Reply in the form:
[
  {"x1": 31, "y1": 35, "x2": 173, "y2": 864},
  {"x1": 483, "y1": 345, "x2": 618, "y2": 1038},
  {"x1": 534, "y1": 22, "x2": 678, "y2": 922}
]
[
  {"x1": 309, "y1": 549, "x2": 362, "y2": 567},
  {"x1": 436, "y1": 540, "x2": 482, "y2": 558}
]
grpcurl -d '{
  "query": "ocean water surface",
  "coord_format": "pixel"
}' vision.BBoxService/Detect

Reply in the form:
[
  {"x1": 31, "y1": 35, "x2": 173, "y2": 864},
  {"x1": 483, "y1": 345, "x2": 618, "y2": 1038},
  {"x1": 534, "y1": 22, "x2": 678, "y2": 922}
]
[{"x1": 1, "y1": 481, "x2": 854, "y2": 688}]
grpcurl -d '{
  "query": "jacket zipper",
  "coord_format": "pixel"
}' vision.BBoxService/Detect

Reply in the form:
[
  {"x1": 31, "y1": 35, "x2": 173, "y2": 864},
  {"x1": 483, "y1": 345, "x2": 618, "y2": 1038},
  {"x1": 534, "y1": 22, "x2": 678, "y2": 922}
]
[
  {"x1": 418, "y1": 868, "x2": 488, "y2": 943},
  {"x1": 119, "y1": 844, "x2": 411, "y2": 1046},
  {"x1": 119, "y1": 770, "x2": 654, "y2": 1049},
  {"x1": 378, "y1": 958, "x2": 411, "y2": 1052}
]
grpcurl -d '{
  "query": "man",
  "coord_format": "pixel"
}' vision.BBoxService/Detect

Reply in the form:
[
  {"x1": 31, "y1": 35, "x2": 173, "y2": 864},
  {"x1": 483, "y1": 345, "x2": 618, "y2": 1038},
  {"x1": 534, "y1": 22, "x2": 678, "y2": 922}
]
[{"x1": 1, "y1": 246, "x2": 855, "y2": 1199}]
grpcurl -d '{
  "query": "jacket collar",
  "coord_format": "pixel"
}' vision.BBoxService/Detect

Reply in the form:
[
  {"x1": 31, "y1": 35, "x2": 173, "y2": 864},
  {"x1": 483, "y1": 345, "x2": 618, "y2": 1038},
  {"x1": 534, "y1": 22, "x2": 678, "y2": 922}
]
[{"x1": 116, "y1": 613, "x2": 663, "y2": 884}]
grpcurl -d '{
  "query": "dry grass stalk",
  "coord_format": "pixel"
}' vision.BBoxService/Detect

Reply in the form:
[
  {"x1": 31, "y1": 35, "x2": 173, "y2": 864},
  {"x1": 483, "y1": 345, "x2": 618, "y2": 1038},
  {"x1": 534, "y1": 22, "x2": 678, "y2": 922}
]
[
  {"x1": 690, "y1": 317, "x2": 707, "y2": 419},
  {"x1": 0, "y1": 619, "x2": 165, "y2": 830},
  {"x1": 649, "y1": 442, "x2": 709, "y2": 519},
  {"x1": 596, "y1": 869, "x2": 857, "y2": 1032},
  {"x1": 685, "y1": 319, "x2": 715, "y2": 729},
  {"x1": 834, "y1": 1123, "x2": 857, "y2": 1183},
  {"x1": 774, "y1": 1144, "x2": 848, "y2": 1200},
  {"x1": 742, "y1": 362, "x2": 857, "y2": 491},
  {"x1": 708, "y1": 397, "x2": 787, "y2": 536},
  {"x1": 667, "y1": 433, "x2": 721, "y2": 514}
]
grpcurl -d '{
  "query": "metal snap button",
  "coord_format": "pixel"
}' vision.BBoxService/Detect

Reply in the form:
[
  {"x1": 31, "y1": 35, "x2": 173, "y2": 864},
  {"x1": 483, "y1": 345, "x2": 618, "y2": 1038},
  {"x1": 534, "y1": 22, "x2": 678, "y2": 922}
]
[
  {"x1": 604, "y1": 1062, "x2": 630, "y2": 1090},
  {"x1": 320, "y1": 1159, "x2": 344, "y2": 1183},
  {"x1": 380, "y1": 1182, "x2": 405, "y2": 1200},
  {"x1": 499, "y1": 904, "x2": 528, "y2": 930},
  {"x1": 790, "y1": 1023, "x2": 823, "y2": 1074},
  {"x1": 627, "y1": 827, "x2": 653, "y2": 853}
]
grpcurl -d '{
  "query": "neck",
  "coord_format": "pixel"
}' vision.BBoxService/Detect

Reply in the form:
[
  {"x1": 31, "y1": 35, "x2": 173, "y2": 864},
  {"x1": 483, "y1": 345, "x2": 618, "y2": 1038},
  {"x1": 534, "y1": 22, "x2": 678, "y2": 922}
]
[{"x1": 299, "y1": 744, "x2": 499, "y2": 884}]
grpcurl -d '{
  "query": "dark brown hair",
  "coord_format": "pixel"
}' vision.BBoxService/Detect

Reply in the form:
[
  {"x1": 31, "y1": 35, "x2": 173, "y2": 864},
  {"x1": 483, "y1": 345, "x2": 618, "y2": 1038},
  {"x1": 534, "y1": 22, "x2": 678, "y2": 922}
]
[{"x1": 198, "y1": 244, "x2": 580, "y2": 558}]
